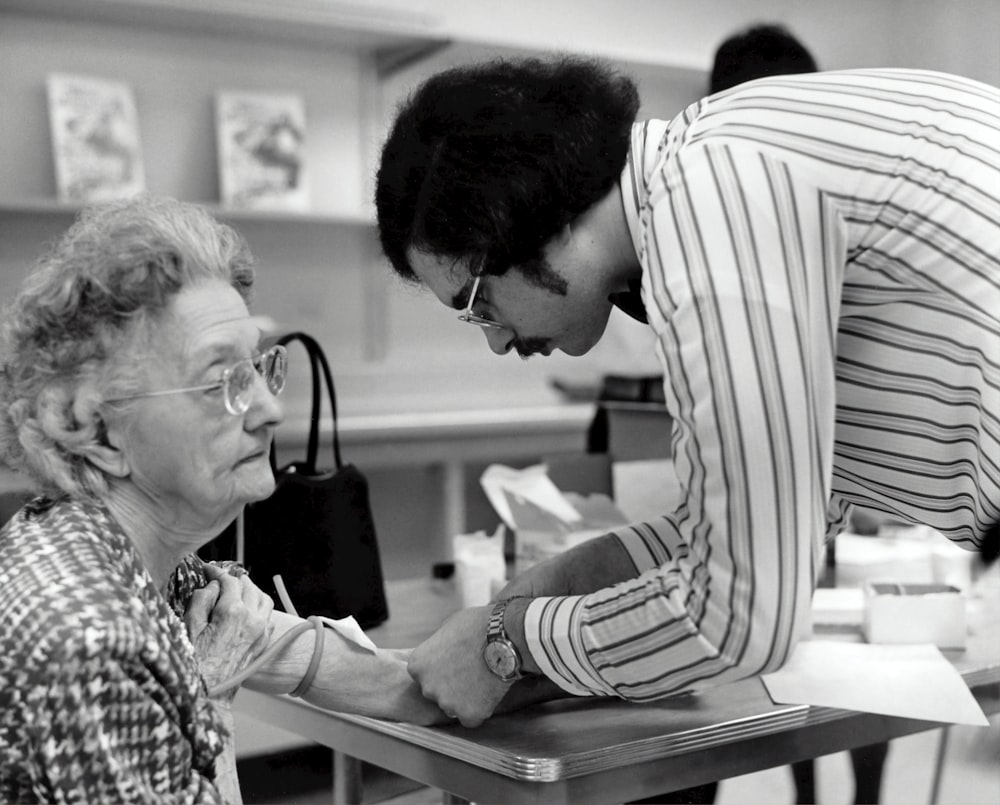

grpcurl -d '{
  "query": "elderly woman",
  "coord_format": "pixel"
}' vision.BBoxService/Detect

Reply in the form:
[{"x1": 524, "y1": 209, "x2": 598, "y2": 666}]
[{"x1": 0, "y1": 196, "x2": 442, "y2": 804}]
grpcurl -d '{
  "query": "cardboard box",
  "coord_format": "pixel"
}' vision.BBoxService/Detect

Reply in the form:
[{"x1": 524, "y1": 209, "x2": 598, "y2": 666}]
[{"x1": 862, "y1": 581, "x2": 966, "y2": 649}]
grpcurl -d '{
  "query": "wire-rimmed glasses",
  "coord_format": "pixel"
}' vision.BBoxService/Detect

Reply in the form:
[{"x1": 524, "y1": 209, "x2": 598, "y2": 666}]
[
  {"x1": 106, "y1": 344, "x2": 288, "y2": 416},
  {"x1": 456, "y1": 274, "x2": 504, "y2": 330}
]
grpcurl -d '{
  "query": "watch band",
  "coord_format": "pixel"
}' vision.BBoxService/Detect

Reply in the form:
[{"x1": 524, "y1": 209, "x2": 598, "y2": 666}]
[
  {"x1": 487, "y1": 596, "x2": 515, "y2": 641},
  {"x1": 483, "y1": 596, "x2": 527, "y2": 682}
]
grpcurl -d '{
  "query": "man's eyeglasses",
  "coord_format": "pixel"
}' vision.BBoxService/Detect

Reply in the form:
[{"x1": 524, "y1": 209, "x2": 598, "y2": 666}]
[
  {"x1": 106, "y1": 344, "x2": 288, "y2": 416},
  {"x1": 457, "y1": 274, "x2": 504, "y2": 330}
]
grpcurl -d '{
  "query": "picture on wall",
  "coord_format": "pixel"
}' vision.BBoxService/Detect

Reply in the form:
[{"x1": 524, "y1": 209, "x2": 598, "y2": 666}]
[
  {"x1": 215, "y1": 91, "x2": 309, "y2": 211},
  {"x1": 46, "y1": 73, "x2": 146, "y2": 203}
]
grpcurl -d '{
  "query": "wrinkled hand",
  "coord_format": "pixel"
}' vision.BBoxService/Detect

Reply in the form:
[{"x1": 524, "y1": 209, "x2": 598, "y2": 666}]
[
  {"x1": 186, "y1": 564, "x2": 274, "y2": 701},
  {"x1": 407, "y1": 606, "x2": 510, "y2": 728},
  {"x1": 370, "y1": 648, "x2": 453, "y2": 726}
]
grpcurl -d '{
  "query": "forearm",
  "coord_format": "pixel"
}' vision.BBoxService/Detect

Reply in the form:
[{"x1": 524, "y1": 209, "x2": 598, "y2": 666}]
[
  {"x1": 244, "y1": 611, "x2": 444, "y2": 724},
  {"x1": 498, "y1": 532, "x2": 637, "y2": 600},
  {"x1": 497, "y1": 534, "x2": 635, "y2": 677}
]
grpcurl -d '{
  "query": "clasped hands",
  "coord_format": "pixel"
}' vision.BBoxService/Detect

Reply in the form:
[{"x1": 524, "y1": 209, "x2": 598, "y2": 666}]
[
  {"x1": 185, "y1": 563, "x2": 274, "y2": 702},
  {"x1": 407, "y1": 552, "x2": 575, "y2": 727}
]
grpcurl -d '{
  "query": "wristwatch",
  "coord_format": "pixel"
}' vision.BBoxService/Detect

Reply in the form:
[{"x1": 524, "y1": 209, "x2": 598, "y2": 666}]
[{"x1": 483, "y1": 597, "x2": 527, "y2": 682}]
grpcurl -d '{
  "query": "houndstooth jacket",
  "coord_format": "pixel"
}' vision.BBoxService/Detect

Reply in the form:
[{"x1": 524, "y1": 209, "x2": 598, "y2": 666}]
[{"x1": 0, "y1": 496, "x2": 229, "y2": 804}]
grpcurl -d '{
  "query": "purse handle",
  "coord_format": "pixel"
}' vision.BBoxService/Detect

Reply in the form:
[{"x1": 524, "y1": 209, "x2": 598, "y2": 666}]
[{"x1": 271, "y1": 331, "x2": 343, "y2": 473}]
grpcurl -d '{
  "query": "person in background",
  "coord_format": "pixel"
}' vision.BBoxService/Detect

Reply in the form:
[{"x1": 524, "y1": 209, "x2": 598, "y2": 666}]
[
  {"x1": 374, "y1": 52, "x2": 1000, "y2": 802},
  {"x1": 0, "y1": 196, "x2": 443, "y2": 804},
  {"x1": 709, "y1": 22, "x2": 817, "y2": 93}
]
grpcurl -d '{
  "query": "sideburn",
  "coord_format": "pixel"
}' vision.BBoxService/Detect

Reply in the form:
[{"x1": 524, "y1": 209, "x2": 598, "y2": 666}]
[{"x1": 517, "y1": 256, "x2": 568, "y2": 296}]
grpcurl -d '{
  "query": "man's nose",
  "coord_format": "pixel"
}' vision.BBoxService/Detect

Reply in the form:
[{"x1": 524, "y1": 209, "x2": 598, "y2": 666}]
[{"x1": 483, "y1": 327, "x2": 514, "y2": 355}]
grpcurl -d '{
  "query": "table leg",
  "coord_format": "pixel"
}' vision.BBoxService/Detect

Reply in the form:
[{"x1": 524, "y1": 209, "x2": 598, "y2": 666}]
[
  {"x1": 442, "y1": 459, "x2": 467, "y2": 541},
  {"x1": 928, "y1": 727, "x2": 950, "y2": 805},
  {"x1": 332, "y1": 750, "x2": 363, "y2": 805}
]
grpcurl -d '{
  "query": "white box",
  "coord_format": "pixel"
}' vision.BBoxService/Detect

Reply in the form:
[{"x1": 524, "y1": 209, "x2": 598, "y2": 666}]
[{"x1": 862, "y1": 581, "x2": 966, "y2": 649}]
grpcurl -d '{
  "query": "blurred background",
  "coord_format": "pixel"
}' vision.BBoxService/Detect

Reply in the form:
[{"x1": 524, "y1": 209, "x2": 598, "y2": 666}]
[{"x1": 1, "y1": 0, "x2": 998, "y2": 574}]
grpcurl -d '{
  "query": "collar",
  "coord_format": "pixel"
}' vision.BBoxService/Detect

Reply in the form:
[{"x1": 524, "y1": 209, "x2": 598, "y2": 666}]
[
  {"x1": 610, "y1": 122, "x2": 656, "y2": 324},
  {"x1": 619, "y1": 121, "x2": 647, "y2": 263}
]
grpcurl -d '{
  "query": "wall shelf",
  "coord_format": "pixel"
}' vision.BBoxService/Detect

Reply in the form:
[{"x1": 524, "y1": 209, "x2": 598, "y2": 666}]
[
  {"x1": 0, "y1": 0, "x2": 447, "y2": 54},
  {"x1": 0, "y1": 199, "x2": 376, "y2": 229}
]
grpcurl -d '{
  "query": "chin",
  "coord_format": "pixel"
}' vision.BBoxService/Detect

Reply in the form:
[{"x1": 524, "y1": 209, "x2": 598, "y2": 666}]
[{"x1": 242, "y1": 471, "x2": 277, "y2": 503}]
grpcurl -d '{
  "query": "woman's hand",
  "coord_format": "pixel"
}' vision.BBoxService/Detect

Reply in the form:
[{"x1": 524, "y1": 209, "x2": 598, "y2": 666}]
[{"x1": 186, "y1": 564, "x2": 274, "y2": 701}]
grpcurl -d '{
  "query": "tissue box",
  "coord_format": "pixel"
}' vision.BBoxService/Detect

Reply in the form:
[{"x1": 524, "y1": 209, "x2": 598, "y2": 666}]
[{"x1": 862, "y1": 581, "x2": 966, "y2": 649}]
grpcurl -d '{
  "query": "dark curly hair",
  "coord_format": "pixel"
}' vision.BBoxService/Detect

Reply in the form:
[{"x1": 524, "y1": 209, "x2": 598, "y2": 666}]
[{"x1": 375, "y1": 55, "x2": 640, "y2": 283}]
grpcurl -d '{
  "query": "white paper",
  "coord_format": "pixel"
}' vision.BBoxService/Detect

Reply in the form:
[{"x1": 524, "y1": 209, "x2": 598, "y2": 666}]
[
  {"x1": 762, "y1": 641, "x2": 988, "y2": 726},
  {"x1": 480, "y1": 463, "x2": 582, "y2": 528},
  {"x1": 317, "y1": 615, "x2": 377, "y2": 653}
]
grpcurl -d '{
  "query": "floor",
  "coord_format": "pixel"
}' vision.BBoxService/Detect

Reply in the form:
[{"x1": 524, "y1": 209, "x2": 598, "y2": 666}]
[{"x1": 238, "y1": 711, "x2": 1000, "y2": 805}]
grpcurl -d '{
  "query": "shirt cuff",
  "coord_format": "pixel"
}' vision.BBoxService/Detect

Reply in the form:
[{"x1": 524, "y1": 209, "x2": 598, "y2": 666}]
[{"x1": 522, "y1": 596, "x2": 619, "y2": 697}]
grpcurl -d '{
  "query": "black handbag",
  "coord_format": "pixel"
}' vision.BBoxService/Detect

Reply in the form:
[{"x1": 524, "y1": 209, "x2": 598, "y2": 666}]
[{"x1": 216, "y1": 331, "x2": 390, "y2": 629}]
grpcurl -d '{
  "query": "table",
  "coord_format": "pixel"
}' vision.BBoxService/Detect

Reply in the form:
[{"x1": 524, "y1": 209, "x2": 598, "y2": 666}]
[{"x1": 235, "y1": 578, "x2": 1000, "y2": 805}]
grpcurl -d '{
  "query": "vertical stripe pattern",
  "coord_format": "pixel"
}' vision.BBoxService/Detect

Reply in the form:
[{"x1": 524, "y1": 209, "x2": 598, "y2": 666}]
[{"x1": 524, "y1": 69, "x2": 1000, "y2": 700}]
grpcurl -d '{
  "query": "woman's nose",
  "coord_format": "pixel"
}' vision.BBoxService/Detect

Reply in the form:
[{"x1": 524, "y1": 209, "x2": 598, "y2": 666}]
[
  {"x1": 483, "y1": 326, "x2": 514, "y2": 355},
  {"x1": 246, "y1": 372, "x2": 284, "y2": 429}
]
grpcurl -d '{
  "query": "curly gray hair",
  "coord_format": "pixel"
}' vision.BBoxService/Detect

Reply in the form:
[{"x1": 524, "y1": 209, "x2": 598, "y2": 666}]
[{"x1": 0, "y1": 196, "x2": 255, "y2": 499}]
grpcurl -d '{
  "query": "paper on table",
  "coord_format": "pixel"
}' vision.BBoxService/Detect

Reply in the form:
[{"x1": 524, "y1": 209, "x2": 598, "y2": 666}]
[
  {"x1": 316, "y1": 615, "x2": 378, "y2": 653},
  {"x1": 762, "y1": 641, "x2": 988, "y2": 726}
]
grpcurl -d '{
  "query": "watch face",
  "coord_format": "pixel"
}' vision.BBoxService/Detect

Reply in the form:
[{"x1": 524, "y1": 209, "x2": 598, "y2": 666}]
[{"x1": 484, "y1": 639, "x2": 519, "y2": 680}]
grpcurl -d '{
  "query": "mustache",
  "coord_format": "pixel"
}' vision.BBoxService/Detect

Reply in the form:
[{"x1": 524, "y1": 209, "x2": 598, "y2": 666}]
[{"x1": 513, "y1": 336, "x2": 550, "y2": 359}]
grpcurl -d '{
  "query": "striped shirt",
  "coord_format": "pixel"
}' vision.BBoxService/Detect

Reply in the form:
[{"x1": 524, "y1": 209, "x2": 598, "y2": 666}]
[{"x1": 523, "y1": 69, "x2": 1000, "y2": 700}]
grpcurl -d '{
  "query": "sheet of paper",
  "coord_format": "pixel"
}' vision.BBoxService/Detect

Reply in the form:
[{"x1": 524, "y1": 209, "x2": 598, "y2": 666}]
[
  {"x1": 762, "y1": 641, "x2": 988, "y2": 726},
  {"x1": 480, "y1": 463, "x2": 582, "y2": 528},
  {"x1": 317, "y1": 615, "x2": 377, "y2": 653}
]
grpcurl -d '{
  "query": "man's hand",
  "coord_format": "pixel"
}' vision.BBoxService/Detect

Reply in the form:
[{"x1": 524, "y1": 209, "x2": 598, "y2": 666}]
[
  {"x1": 407, "y1": 606, "x2": 511, "y2": 727},
  {"x1": 186, "y1": 564, "x2": 274, "y2": 701}
]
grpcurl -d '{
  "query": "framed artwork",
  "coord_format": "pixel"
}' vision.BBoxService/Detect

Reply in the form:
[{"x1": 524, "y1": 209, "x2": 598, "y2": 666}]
[
  {"x1": 46, "y1": 73, "x2": 146, "y2": 203},
  {"x1": 215, "y1": 91, "x2": 309, "y2": 211}
]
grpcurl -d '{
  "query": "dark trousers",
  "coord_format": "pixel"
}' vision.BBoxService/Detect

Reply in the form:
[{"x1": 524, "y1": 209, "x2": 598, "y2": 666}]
[
  {"x1": 791, "y1": 742, "x2": 890, "y2": 804},
  {"x1": 626, "y1": 781, "x2": 719, "y2": 804}
]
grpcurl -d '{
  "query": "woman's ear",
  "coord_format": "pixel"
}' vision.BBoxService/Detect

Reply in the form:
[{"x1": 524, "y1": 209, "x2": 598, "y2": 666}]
[{"x1": 75, "y1": 416, "x2": 130, "y2": 479}]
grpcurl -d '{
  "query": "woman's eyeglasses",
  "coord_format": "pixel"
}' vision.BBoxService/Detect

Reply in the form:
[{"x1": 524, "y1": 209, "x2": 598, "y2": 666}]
[
  {"x1": 106, "y1": 344, "x2": 288, "y2": 416},
  {"x1": 456, "y1": 275, "x2": 504, "y2": 330}
]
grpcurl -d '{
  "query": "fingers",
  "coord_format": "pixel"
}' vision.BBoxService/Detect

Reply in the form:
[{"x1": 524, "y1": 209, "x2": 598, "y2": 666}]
[
  {"x1": 188, "y1": 567, "x2": 273, "y2": 651},
  {"x1": 406, "y1": 655, "x2": 489, "y2": 728},
  {"x1": 185, "y1": 579, "x2": 220, "y2": 639}
]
